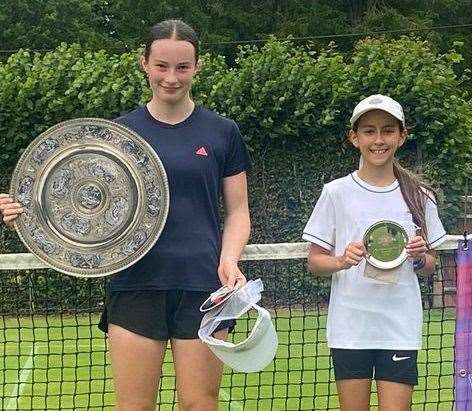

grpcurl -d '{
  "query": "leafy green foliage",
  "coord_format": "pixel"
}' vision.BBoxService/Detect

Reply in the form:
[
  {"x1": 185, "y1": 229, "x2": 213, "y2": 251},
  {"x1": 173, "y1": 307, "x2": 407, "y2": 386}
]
[
  {"x1": 0, "y1": 0, "x2": 115, "y2": 51},
  {"x1": 0, "y1": 37, "x2": 470, "y2": 252},
  {"x1": 2, "y1": 0, "x2": 471, "y2": 65}
]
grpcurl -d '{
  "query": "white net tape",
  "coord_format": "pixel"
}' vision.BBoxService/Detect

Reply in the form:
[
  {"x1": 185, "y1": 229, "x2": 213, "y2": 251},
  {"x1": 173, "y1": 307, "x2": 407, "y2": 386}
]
[{"x1": 0, "y1": 234, "x2": 468, "y2": 270}]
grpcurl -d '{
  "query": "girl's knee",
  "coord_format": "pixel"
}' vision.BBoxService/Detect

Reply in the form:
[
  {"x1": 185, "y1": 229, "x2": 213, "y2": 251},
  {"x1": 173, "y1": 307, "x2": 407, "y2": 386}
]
[
  {"x1": 116, "y1": 397, "x2": 157, "y2": 411},
  {"x1": 179, "y1": 392, "x2": 219, "y2": 411}
]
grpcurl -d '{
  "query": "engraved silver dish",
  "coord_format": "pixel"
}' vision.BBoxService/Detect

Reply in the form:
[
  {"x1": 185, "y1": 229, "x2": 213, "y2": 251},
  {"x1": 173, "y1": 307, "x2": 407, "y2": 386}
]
[{"x1": 10, "y1": 118, "x2": 169, "y2": 277}]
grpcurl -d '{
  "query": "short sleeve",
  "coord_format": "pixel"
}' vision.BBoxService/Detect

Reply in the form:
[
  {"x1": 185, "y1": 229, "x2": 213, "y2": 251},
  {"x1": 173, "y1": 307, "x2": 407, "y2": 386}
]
[
  {"x1": 302, "y1": 186, "x2": 336, "y2": 251},
  {"x1": 223, "y1": 121, "x2": 251, "y2": 177},
  {"x1": 424, "y1": 194, "x2": 447, "y2": 249}
]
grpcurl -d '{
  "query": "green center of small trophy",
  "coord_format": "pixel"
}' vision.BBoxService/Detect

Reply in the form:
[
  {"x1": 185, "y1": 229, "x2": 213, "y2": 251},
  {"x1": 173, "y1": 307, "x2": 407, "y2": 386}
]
[{"x1": 363, "y1": 221, "x2": 408, "y2": 267}]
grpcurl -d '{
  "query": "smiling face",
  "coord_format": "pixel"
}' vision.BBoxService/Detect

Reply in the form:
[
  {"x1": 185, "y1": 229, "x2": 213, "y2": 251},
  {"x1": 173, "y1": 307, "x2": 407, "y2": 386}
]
[
  {"x1": 349, "y1": 109, "x2": 407, "y2": 169},
  {"x1": 141, "y1": 38, "x2": 199, "y2": 106}
]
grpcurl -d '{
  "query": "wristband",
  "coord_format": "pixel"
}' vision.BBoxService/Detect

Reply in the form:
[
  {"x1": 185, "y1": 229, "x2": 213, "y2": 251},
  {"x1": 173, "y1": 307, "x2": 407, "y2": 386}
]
[{"x1": 413, "y1": 256, "x2": 426, "y2": 271}]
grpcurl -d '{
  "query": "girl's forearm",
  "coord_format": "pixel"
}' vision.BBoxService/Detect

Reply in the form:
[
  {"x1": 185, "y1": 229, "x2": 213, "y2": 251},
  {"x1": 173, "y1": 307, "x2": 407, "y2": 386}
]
[
  {"x1": 220, "y1": 211, "x2": 250, "y2": 263},
  {"x1": 414, "y1": 253, "x2": 436, "y2": 277},
  {"x1": 308, "y1": 253, "x2": 345, "y2": 277}
]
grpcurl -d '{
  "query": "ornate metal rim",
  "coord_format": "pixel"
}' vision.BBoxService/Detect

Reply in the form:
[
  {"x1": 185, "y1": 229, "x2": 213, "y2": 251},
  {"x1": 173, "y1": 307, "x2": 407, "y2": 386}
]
[
  {"x1": 363, "y1": 220, "x2": 408, "y2": 270},
  {"x1": 10, "y1": 118, "x2": 169, "y2": 277}
]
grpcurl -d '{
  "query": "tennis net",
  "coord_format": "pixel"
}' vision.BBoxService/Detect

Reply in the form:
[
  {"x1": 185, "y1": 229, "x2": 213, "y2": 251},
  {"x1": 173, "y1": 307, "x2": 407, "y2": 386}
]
[{"x1": 0, "y1": 237, "x2": 462, "y2": 410}]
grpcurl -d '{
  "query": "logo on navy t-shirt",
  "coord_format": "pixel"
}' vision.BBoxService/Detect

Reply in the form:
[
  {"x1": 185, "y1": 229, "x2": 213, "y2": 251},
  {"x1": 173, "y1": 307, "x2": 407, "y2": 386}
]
[{"x1": 195, "y1": 146, "x2": 208, "y2": 156}]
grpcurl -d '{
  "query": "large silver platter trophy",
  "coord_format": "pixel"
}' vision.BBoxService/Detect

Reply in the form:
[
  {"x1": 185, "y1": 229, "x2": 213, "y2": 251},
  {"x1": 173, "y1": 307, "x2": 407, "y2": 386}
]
[
  {"x1": 10, "y1": 118, "x2": 169, "y2": 277},
  {"x1": 363, "y1": 220, "x2": 409, "y2": 270}
]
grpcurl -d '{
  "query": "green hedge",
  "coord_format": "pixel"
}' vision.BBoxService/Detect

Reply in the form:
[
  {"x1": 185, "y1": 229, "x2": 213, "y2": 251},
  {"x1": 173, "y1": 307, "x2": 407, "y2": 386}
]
[
  {"x1": 0, "y1": 37, "x2": 471, "y2": 309},
  {"x1": 1, "y1": 37, "x2": 470, "y2": 230}
]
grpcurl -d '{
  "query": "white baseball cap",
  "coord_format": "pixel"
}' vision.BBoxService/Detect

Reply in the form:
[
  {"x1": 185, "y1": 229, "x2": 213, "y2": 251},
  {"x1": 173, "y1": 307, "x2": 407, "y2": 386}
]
[
  {"x1": 198, "y1": 279, "x2": 278, "y2": 373},
  {"x1": 350, "y1": 94, "x2": 405, "y2": 128}
]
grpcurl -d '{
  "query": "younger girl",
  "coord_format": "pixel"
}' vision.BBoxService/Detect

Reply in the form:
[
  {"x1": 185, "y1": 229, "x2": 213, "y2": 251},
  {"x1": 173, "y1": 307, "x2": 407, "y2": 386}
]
[{"x1": 303, "y1": 94, "x2": 446, "y2": 410}]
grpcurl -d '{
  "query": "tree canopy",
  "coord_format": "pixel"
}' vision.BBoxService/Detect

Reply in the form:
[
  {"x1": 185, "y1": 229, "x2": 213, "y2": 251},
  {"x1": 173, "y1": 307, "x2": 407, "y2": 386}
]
[{"x1": 2, "y1": 0, "x2": 471, "y2": 62}]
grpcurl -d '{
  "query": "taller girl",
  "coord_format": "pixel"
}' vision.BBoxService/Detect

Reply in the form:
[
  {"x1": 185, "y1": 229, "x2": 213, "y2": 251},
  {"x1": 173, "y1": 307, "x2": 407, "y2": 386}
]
[
  {"x1": 101, "y1": 19, "x2": 251, "y2": 411},
  {"x1": 303, "y1": 95, "x2": 446, "y2": 410}
]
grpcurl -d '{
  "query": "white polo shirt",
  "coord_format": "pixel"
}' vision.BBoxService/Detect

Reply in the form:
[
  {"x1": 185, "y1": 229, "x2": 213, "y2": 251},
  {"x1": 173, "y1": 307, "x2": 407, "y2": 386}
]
[{"x1": 302, "y1": 172, "x2": 446, "y2": 350}]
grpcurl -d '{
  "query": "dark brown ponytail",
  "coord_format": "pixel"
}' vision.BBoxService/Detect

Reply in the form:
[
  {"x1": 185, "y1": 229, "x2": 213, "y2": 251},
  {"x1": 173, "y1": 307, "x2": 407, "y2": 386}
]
[{"x1": 392, "y1": 159, "x2": 435, "y2": 243}]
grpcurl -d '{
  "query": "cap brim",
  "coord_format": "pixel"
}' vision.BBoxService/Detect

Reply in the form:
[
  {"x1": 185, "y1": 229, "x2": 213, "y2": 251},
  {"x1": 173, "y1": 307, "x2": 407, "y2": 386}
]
[
  {"x1": 206, "y1": 306, "x2": 278, "y2": 373},
  {"x1": 350, "y1": 107, "x2": 404, "y2": 127}
]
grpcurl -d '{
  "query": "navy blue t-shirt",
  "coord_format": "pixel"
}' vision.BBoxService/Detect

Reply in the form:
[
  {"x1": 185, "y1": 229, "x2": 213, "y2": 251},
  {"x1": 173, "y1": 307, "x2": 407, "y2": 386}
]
[{"x1": 109, "y1": 105, "x2": 251, "y2": 291}]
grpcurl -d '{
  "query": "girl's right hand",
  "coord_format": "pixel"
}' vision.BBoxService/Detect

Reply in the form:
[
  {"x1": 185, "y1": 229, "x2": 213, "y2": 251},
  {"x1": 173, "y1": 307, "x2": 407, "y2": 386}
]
[
  {"x1": 0, "y1": 194, "x2": 24, "y2": 226},
  {"x1": 339, "y1": 241, "x2": 366, "y2": 270}
]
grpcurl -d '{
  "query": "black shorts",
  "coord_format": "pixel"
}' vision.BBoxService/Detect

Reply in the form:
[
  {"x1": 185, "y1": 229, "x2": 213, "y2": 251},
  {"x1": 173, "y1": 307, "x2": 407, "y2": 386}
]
[
  {"x1": 98, "y1": 289, "x2": 235, "y2": 341},
  {"x1": 331, "y1": 348, "x2": 418, "y2": 386}
]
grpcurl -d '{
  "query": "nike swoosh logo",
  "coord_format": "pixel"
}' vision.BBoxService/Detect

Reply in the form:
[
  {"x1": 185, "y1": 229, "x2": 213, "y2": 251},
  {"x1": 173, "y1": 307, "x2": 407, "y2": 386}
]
[{"x1": 392, "y1": 354, "x2": 410, "y2": 361}]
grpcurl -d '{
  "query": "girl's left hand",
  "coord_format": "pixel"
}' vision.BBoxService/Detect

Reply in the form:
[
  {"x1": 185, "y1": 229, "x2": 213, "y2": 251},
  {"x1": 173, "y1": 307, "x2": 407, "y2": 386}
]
[
  {"x1": 406, "y1": 235, "x2": 428, "y2": 259},
  {"x1": 218, "y1": 259, "x2": 247, "y2": 290}
]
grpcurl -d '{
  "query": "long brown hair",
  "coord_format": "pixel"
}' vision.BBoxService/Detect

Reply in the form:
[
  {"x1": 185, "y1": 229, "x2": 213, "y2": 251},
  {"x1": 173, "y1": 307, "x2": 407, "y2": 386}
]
[
  {"x1": 353, "y1": 118, "x2": 435, "y2": 242},
  {"x1": 393, "y1": 159, "x2": 435, "y2": 241}
]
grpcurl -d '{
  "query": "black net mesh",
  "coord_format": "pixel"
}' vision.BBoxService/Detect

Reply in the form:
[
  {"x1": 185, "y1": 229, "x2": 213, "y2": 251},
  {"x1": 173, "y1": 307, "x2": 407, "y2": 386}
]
[{"x1": 0, "y1": 251, "x2": 456, "y2": 410}]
